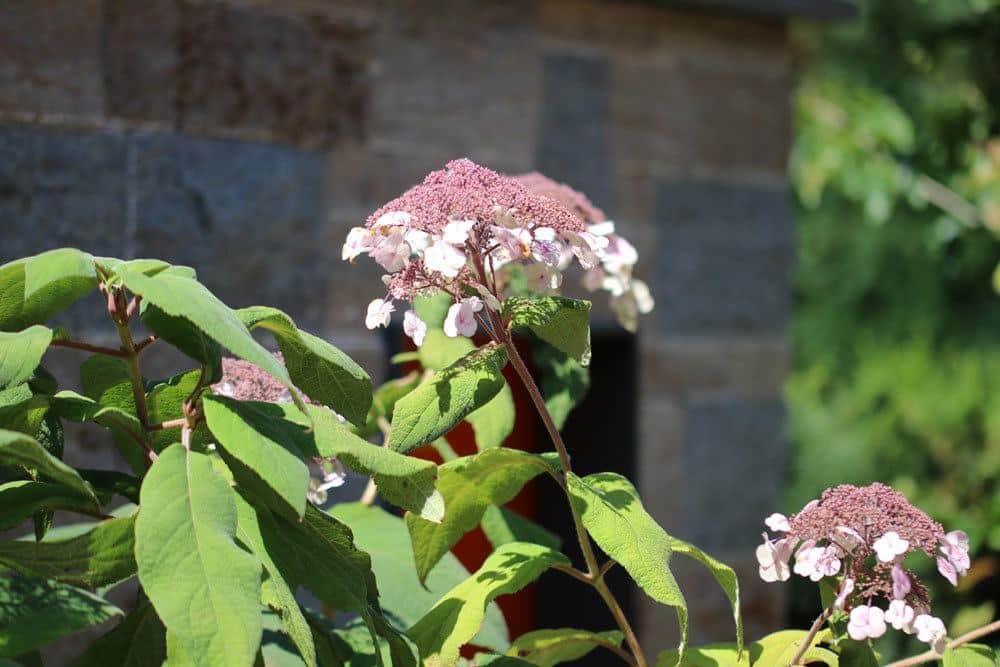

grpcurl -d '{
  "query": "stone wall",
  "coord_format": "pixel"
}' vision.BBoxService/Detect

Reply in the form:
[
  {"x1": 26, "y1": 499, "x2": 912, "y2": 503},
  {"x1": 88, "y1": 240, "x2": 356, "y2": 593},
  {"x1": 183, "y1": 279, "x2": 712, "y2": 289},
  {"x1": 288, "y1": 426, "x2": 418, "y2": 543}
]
[{"x1": 0, "y1": 0, "x2": 806, "y2": 658}]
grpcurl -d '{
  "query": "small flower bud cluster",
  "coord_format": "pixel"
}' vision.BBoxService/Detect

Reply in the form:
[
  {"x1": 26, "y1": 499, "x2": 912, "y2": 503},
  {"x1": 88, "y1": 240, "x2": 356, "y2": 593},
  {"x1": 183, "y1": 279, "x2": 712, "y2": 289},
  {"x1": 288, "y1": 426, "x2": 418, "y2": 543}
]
[
  {"x1": 212, "y1": 354, "x2": 345, "y2": 504},
  {"x1": 757, "y1": 483, "x2": 969, "y2": 652},
  {"x1": 342, "y1": 159, "x2": 653, "y2": 344}
]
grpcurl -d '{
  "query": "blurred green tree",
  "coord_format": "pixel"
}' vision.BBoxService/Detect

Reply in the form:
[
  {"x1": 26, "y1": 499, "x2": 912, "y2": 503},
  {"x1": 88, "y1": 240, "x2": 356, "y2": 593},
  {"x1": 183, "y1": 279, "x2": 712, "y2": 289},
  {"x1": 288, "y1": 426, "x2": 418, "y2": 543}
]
[{"x1": 789, "y1": 0, "x2": 1000, "y2": 651}]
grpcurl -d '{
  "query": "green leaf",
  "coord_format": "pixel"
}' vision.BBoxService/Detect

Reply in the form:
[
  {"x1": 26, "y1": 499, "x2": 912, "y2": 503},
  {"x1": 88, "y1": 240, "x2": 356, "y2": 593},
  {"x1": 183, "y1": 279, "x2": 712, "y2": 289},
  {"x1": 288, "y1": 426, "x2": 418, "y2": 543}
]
[
  {"x1": 116, "y1": 268, "x2": 303, "y2": 412},
  {"x1": 305, "y1": 405, "x2": 442, "y2": 521},
  {"x1": 389, "y1": 343, "x2": 509, "y2": 454},
  {"x1": 0, "y1": 481, "x2": 101, "y2": 531},
  {"x1": 203, "y1": 396, "x2": 310, "y2": 521},
  {"x1": 331, "y1": 502, "x2": 510, "y2": 653},
  {"x1": 0, "y1": 327, "x2": 52, "y2": 391},
  {"x1": 237, "y1": 306, "x2": 372, "y2": 426},
  {"x1": 71, "y1": 597, "x2": 166, "y2": 667},
  {"x1": 414, "y1": 293, "x2": 454, "y2": 328},
  {"x1": 0, "y1": 575, "x2": 122, "y2": 658},
  {"x1": 79, "y1": 355, "x2": 135, "y2": 414},
  {"x1": 418, "y1": 329, "x2": 476, "y2": 371},
  {"x1": 507, "y1": 628, "x2": 623, "y2": 667},
  {"x1": 362, "y1": 371, "x2": 423, "y2": 437},
  {"x1": 49, "y1": 391, "x2": 146, "y2": 472},
  {"x1": 0, "y1": 249, "x2": 98, "y2": 332},
  {"x1": 534, "y1": 342, "x2": 589, "y2": 430},
  {"x1": 567, "y1": 472, "x2": 742, "y2": 656},
  {"x1": 406, "y1": 448, "x2": 558, "y2": 584},
  {"x1": 656, "y1": 643, "x2": 748, "y2": 667},
  {"x1": 471, "y1": 656, "x2": 536, "y2": 667},
  {"x1": 0, "y1": 384, "x2": 48, "y2": 437},
  {"x1": 233, "y1": 494, "x2": 317, "y2": 667},
  {"x1": 135, "y1": 444, "x2": 263, "y2": 667},
  {"x1": 943, "y1": 644, "x2": 997, "y2": 667},
  {"x1": 482, "y1": 505, "x2": 562, "y2": 552},
  {"x1": 504, "y1": 297, "x2": 591, "y2": 366},
  {"x1": 837, "y1": 640, "x2": 878, "y2": 667},
  {"x1": 467, "y1": 380, "x2": 515, "y2": 450},
  {"x1": 408, "y1": 542, "x2": 569, "y2": 665},
  {"x1": 0, "y1": 429, "x2": 99, "y2": 505},
  {"x1": 236, "y1": 500, "x2": 415, "y2": 667},
  {"x1": 141, "y1": 303, "x2": 223, "y2": 380},
  {"x1": 749, "y1": 630, "x2": 837, "y2": 667},
  {"x1": 0, "y1": 515, "x2": 135, "y2": 587},
  {"x1": 145, "y1": 369, "x2": 213, "y2": 452}
]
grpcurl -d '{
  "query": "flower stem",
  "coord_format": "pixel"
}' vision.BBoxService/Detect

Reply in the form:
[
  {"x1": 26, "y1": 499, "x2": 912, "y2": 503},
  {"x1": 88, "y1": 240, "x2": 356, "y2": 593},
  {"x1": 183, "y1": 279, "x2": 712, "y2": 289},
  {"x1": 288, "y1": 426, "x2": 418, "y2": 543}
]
[
  {"x1": 502, "y1": 335, "x2": 648, "y2": 667},
  {"x1": 885, "y1": 619, "x2": 1000, "y2": 667},
  {"x1": 788, "y1": 606, "x2": 832, "y2": 666}
]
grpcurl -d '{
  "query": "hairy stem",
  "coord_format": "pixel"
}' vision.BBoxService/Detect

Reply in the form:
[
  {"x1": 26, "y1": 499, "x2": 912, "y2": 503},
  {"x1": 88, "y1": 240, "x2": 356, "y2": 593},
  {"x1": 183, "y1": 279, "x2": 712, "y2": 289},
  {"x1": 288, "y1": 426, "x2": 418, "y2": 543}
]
[
  {"x1": 885, "y1": 619, "x2": 1000, "y2": 667},
  {"x1": 113, "y1": 315, "x2": 157, "y2": 467},
  {"x1": 50, "y1": 338, "x2": 128, "y2": 358},
  {"x1": 502, "y1": 335, "x2": 648, "y2": 667},
  {"x1": 788, "y1": 607, "x2": 832, "y2": 666}
]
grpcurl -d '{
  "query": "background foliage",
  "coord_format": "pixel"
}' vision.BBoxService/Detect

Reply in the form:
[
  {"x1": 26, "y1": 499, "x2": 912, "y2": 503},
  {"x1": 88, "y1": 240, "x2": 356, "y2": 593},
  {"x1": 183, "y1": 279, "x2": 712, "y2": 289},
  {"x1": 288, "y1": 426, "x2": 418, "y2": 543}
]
[{"x1": 789, "y1": 0, "x2": 1000, "y2": 649}]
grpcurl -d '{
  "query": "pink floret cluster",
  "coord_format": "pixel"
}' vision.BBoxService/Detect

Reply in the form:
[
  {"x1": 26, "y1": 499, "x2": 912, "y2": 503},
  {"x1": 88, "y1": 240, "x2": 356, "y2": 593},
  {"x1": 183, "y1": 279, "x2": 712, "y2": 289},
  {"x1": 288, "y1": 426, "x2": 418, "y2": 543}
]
[
  {"x1": 757, "y1": 483, "x2": 970, "y2": 652},
  {"x1": 343, "y1": 159, "x2": 654, "y2": 342}
]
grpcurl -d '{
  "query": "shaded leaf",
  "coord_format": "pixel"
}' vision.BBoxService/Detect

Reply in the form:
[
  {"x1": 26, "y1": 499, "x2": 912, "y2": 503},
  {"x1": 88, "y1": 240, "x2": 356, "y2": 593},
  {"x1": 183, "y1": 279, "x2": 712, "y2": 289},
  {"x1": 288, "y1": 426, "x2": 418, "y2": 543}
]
[
  {"x1": 407, "y1": 448, "x2": 558, "y2": 584},
  {"x1": 72, "y1": 597, "x2": 166, "y2": 667},
  {"x1": 0, "y1": 481, "x2": 102, "y2": 531},
  {"x1": 389, "y1": 343, "x2": 509, "y2": 453},
  {"x1": 533, "y1": 343, "x2": 589, "y2": 430},
  {"x1": 0, "y1": 385, "x2": 49, "y2": 437},
  {"x1": 750, "y1": 630, "x2": 838, "y2": 667},
  {"x1": 331, "y1": 502, "x2": 509, "y2": 653},
  {"x1": 467, "y1": 380, "x2": 515, "y2": 450},
  {"x1": 237, "y1": 306, "x2": 372, "y2": 426},
  {"x1": 943, "y1": 644, "x2": 997, "y2": 667},
  {"x1": 409, "y1": 542, "x2": 569, "y2": 665},
  {"x1": 507, "y1": 628, "x2": 623, "y2": 667},
  {"x1": 0, "y1": 515, "x2": 136, "y2": 587},
  {"x1": 656, "y1": 643, "x2": 748, "y2": 667},
  {"x1": 482, "y1": 505, "x2": 562, "y2": 552},
  {"x1": 0, "y1": 327, "x2": 52, "y2": 391},
  {"x1": 504, "y1": 297, "x2": 591, "y2": 366},
  {"x1": 0, "y1": 575, "x2": 122, "y2": 658},
  {"x1": 135, "y1": 444, "x2": 263, "y2": 667},
  {"x1": 0, "y1": 429, "x2": 98, "y2": 505}
]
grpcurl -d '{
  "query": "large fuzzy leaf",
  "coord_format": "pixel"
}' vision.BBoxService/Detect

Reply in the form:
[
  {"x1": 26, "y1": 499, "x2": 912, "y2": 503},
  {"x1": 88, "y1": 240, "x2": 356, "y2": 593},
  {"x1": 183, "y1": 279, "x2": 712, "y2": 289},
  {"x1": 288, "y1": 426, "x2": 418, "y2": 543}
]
[
  {"x1": 332, "y1": 502, "x2": 509, "y2": 653},
  {"x1": 0, "y1": 515, "x2": 135, "y2": 587},
  {"x1": 135, "y1": 444, "x2": 263, "y2": 667},
  {"x1": 409, "y1": 542, "x2": 569, "y2": 665},
  {"x1": 567, "y1": 472, "x2": 742, "y2": 657},
  {"x1": 389, "y1": 343, "x2": 509, "y2": 453},
  {"x1": 0, "y1": 429, "x2": 98, "y2": 505},
  {"x1": 406, "y1": 448, "x2": 559, "y2": 584},
  {"x1": 504, "y1": 297, "x2": 591, "y2": 366},
  {"x1": 236, "y1": 306, "x2": 372, "y2": 427},
  {"x1": 533, "y1": 342, "x2": 589, "y2": 430},
  {"x1": 203, "y1": 396, "x2": 310, "y2": 521},
  {"x1": 0, "y1": 326, "x2": 53, "y2": 391},
  {"x1": 481, "y1": 505, "x2": 562, "y2": 552},
  {"x1": 0, "y1": 575, "x2": 122, "y2": 658},
  {"x1": 0, "y1": 249, "x2": 98, "y2": 332}
]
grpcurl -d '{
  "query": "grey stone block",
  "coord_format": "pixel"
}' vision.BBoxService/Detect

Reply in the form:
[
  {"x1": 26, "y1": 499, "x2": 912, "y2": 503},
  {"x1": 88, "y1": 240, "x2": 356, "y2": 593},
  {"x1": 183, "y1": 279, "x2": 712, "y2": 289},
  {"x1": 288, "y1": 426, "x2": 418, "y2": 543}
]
[
  {"x1": 681, "y1": 396, "x2": 785, "y2": 551},
  {"x1": 131, "y1": 131, "x2": 329, "y2": 330},
  {"x1": 654, "y1": 179, "x2": 794, "y2": 334},
  {"x1": 537, "y1": 52, "x2": 611, "y2": 211}
]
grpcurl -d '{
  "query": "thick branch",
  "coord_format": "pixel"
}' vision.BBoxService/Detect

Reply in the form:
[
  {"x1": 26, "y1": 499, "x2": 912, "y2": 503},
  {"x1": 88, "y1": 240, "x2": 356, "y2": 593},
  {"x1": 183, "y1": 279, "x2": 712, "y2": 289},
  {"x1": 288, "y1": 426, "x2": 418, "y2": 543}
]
[{"x1": 788, "y1": 607, "x2": 832, "y2": 666}]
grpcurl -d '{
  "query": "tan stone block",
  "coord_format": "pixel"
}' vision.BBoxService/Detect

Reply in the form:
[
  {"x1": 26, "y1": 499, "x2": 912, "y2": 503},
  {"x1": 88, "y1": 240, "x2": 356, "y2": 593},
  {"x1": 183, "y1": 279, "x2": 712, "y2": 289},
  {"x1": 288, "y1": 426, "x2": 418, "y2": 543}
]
[
  {"x1": 0, "y1": 0, "x2": 105, "y2": 117},
  {"x1": 640, "y1": 336, "x2": 789, "y2": 397}
]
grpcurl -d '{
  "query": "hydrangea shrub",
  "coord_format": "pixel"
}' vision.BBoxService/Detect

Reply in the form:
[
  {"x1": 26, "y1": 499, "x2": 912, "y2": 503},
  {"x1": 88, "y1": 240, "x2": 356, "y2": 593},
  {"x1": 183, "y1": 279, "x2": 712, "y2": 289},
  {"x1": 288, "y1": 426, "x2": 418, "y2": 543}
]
[{"x1": 0, "y1": 159, "x2": 993, "y2": 667}]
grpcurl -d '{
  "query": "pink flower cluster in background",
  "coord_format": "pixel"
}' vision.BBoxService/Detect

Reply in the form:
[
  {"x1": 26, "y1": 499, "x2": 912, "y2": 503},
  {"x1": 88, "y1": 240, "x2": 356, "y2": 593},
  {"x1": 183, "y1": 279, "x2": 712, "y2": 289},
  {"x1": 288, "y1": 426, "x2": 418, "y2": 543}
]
[{"x1": 757, "y1": 483, "x2": 970, "y2": 652}]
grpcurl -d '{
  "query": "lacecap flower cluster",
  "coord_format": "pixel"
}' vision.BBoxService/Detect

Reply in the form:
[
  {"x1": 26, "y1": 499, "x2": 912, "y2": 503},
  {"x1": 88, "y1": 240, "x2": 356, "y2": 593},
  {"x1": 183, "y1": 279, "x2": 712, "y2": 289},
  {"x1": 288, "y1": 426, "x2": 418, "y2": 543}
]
[
  {"x1": 342, "y1": 159, "x2": 653, "y2": 343},
  {"x1": 757, "y1": 483, "x2": 970, "y2": 652}
]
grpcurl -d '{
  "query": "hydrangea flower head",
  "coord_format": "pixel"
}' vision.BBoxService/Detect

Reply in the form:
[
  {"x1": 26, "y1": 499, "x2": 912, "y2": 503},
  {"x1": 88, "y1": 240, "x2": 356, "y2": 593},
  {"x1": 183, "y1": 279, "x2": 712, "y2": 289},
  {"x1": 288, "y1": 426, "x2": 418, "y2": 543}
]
[
  {"x1": 757, "y1": 483, "x2": 968, "y2": 652},
  {"x1": 343, "y1": 159, "x2": 653, "y2": 344}
]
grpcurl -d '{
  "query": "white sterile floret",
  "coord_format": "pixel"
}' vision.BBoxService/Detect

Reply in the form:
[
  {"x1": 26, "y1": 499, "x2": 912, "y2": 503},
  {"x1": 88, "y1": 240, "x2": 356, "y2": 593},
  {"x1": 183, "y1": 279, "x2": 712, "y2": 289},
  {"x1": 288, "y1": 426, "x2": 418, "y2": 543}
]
[
  {"x1": 443, "y1": 297, "x2": 483, "y2": 338},
  {"x1": 873, "y1": 531, "x2": 910, "y2": 563},
  {"x1": 342, "y1": 227, "x2": 373, "y2": 261},
  {"x1": 885, "y1": 600, "x2": 916, "y2": 632},
  {"x1": 424, "y1": 240, "x2": 467, "y2": 278},
  {"x1": 833, "y1": 577, "x2": 854, "y2": 610},
  {"x1": 442, "y1": 219, "x2": 476, "y2": 245},
  {"x1": 365, "y1": 298, "x2": 394, "y2": 330},
  {"x1": 765, "y1": 513, "x2": 791, "y2": 532},
  {"x1": 913, "y1": 615, "x2": 947, "y2": 653},
  {"x1": 370, "y1": 231, "x2": 411, "y2": 273},
  {"x1": 403, "y1": 310, "x2": 427, "y2": 347},
  {"x1": 848, "y1": 605, "x2": 887, "y2": 641},
  {"x1": 756, "y1": 536, "x2": 792, "y2": 583}
]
